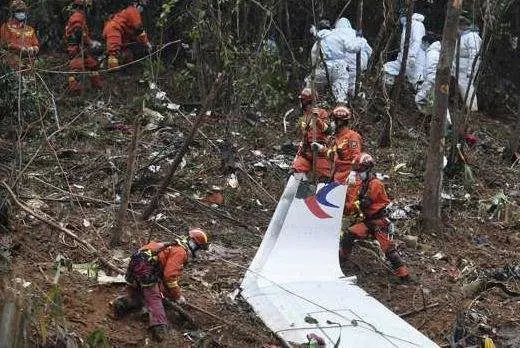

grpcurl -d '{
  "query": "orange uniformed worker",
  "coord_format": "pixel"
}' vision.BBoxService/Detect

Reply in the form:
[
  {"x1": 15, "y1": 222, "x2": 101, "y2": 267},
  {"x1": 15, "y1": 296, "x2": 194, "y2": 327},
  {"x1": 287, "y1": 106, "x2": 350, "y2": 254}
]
[
  {"x1": 102, "y1": 0, "x2": 152, "y2": 69},
  {"x1": 292, "y1": 88, "x2": 334, "y2": 180},
  {"x1": 339, "y1": 153, "x2": 411, "y2": 281},
  {"x1": 329, "y1": 105, "x2": 362, "y2": 184},
  {"x1": 111, "y1": 229, "x2": 210, "y2": 342},
  {"x1": 0, "y1": 0, "x2": 39, "y2": 70},
  {"x1": 64, "y1": 0, "x2": 103, "y2": 94}
]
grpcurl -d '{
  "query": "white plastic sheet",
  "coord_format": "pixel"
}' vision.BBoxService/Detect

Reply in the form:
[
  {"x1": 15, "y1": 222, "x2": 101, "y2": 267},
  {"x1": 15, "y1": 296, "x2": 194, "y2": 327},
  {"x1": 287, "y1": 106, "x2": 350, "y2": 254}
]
[{"x1": 241, "y1": 176, "x2": 439, "y2": 347}]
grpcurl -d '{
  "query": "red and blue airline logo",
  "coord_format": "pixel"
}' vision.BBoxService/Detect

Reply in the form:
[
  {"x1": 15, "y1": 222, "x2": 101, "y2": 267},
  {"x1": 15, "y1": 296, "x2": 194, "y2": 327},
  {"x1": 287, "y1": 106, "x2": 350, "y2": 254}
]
[{"x1": 304, "y1": 182, "x2": 340, "y2": 219}]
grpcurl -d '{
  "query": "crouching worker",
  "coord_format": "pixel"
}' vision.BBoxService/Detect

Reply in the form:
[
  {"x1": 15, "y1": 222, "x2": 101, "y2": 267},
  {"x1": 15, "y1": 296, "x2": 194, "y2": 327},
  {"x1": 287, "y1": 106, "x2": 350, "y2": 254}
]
[
  {"x1": 339, "y1": 153, "x2": 411, "y2": 282},
  {"x1": 111, "y1": 229, "x2": 210, "y2": 341},
  {"x1": 292, "y1": 88, "x2": 334, "y2": 181}
]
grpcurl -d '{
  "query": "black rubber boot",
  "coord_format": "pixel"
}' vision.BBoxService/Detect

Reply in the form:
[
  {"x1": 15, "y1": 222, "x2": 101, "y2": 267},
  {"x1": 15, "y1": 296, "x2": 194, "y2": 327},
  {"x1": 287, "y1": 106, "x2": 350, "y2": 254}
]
[
  {"x1": 151, "y1": 324, "x2": 168, "y2": 342},
  {"x1": 111, "y1": 297, "x2": 132, "y2": 319}
]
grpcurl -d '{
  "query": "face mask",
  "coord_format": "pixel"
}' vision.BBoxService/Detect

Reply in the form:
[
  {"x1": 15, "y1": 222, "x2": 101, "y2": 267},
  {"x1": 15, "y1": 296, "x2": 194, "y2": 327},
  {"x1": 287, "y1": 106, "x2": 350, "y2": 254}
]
[
  {"x1": 14, "y1": 12, "x2": 26, "y2": 21},
  {"x1": 188, "y1": 239, "x2": 199, "y2": 257},
  {"x1": 421, "y1": 42, "x2": 428, "y2": 50},
  {"x1": 359, "y1": 172, "x2": 368, "y2": 181},
  {"x1": 400, "y1": 16, "x2": 407, "y2": 27},
  {"x1": 137, "y1": 5, "x2": 144, "y2": 12}
]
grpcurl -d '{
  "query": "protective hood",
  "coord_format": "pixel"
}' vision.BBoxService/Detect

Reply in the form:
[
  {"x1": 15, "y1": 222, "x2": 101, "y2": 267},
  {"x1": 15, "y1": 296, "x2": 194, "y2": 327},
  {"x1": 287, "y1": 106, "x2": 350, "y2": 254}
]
[
  {"x1": 335, "y1": 18, "x2": 352, "y2": 30},
  {"x1": 462, "y1": 26, "x2": 480, "y2": 35},
  {"x1": 316, "y1": 29, "x2": 332, "y2": 40},
  {"x1": 427, "y1": 41, "x2": 441, "y2": 53},
  {"x1": 412, "y1": 13, "x2": 425, "y2": 22}
]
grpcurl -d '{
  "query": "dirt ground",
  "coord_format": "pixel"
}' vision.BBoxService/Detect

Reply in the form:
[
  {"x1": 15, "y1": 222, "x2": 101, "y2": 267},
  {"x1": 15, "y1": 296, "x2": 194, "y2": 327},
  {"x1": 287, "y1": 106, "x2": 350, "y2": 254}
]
[{"x1": 2, "y1": 57, "x2": 520, "y2": 347}]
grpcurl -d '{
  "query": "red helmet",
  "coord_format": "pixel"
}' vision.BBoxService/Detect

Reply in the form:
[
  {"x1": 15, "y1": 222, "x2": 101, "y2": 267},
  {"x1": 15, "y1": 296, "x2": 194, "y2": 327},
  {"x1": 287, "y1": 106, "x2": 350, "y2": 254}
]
[
  {"x1": 189, "y1": 228, "x2": 210, "y2": 250},
  {"x1": 352, "y1": 153, "x2": 375, "y2": 172},
  {"x1": 299, "y1": 88, "x2": 316, "y2": 106},
  {"x1": 10, "y1": 0, "x2": 28, "y2": 11},
  {"x1": 332, "y1": 105, "x2": 352, "y2": 120}
]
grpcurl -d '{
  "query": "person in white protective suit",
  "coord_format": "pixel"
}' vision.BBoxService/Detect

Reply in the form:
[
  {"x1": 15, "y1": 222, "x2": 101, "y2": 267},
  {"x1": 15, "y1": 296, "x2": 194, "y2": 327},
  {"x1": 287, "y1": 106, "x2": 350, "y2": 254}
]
[
  {"x1": 454, "y1": 16, "x2": 482, "y2": 111},
  {"x1": 383, "y1": 13, "x2": 426, "y2": 88},
  {"x1": 333, "y1": 18, "x2": 373, "y2": 97},
  {"x1": 415, "y1": 33, "x2": 441, "y2": 111},
  {"x1": 305, "y1": 20, "x2": 351, "y2": 103},
  {"x1": 414, "y1": 34, "x2": 453, "y2": 140}
]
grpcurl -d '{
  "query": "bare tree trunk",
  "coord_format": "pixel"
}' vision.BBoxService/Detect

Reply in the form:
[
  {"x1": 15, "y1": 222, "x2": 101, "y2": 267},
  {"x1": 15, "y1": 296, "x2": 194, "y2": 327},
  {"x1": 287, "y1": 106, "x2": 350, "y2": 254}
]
[
  {"x1": 421, "y1": 0, "x2": 463, "y2": 233},
  {"x1": 354, "y1": 0, "x2": 364, "y2": 100},
  {"x1": 508, "y1": 100, "x2": 520, "y2": 161},
  {"x1": 142, "y1": 74, "x2": 225, "y2": 221},
  {"x1": 369, "y1": 0, "x2": 397, "y2": 72},
  {"x1": 380, "y1": 0, "x2": 414, "y2": 147},
  {"x1": 110, "y1": 116, "x2": 141, "y2": 247},
  {"x1": 0, "y1": 299, "x2": 28, "y2": 348}
]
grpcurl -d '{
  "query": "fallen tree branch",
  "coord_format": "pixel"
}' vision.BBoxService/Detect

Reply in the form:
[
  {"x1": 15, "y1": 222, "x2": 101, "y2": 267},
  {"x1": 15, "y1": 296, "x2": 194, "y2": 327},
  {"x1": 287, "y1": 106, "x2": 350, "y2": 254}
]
[
  {"x1": 185, "y1": 302, "x2": 265, "y2": 343},
  {"x1": 398, "y1": 302, "x2": 440, "y2": 318},
  {"x1": 2, "y1": 181, "x2": 124, "y2": 275}
]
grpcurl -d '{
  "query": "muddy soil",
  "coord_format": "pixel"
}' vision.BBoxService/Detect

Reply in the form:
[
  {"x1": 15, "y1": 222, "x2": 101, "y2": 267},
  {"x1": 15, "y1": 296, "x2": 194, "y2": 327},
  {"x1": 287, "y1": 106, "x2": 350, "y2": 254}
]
[{"x1": 2, "y1": 57, "x2": 519, "y2": 347}]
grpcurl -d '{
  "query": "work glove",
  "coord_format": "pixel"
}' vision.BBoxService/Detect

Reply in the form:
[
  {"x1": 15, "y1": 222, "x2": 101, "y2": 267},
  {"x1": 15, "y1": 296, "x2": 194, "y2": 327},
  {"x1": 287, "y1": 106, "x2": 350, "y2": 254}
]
[
  {"x1": 310, "y1": 25, "x2": 317, "y2": 37},
  {"x1": 90, "y1": 40, "x2": 101, "y2": 49},
  {"x1": 146, "y1": 42, "x2": 153, "y2": 53},
  {"x1": 329, "y1": 120, "x2": 336, "y2": 134},
  {"x1": 310, "y1": 141, "x2": 324, "y2": 152},
  {"x1": 347, "y1": 171, "x2": 357, "y2": 186},
  {"x1": 175, "y1": 295, "x2": 187, "y2": 305}
]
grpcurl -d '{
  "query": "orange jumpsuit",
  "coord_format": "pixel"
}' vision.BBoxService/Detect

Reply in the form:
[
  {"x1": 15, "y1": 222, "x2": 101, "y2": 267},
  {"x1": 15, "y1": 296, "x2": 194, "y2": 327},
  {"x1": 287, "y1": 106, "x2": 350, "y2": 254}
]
[
  {"x1": 64, "y1": 9, "x2": 102, "y2": 92},
  {"x1": 332, "y1": 127, "x2": 362, "y2": 183},
  {"x1": 0, "y1": 19, "x2": 39, "y2": 69},
  {"x1": 292, "y1": 107, "x2": 333, "y2": 180},
  {"x1": 340, "y1": 175, "x2": 409, "y2": 278},
  {"x1": 102, "y1": 5, "x2": 150, "y2": 68},
  {"x1": 116, "y1": 241, "x2": 189, "y2": 328}
]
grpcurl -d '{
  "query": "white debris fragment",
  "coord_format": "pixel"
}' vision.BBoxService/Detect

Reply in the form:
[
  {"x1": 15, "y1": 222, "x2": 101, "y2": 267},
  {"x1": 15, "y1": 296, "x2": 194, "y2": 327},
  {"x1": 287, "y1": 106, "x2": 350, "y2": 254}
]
[
  {"x1": 166, "y1": 103, "x2": 180, "y2": 111},
  {"x1": 82, "y1": 219, "x2": 91, "y2": 227},
  {"x1": 432, "y1": 252, "x2": 446, "y2": 260},
  {"x1": 155, "y1": 91, "x2": 167, "y2": 100},
  {"x1": 73, "y1": 184, "x2": 85, "y2": 189},
  {"x1": 149, "y1": 213, "x2": 166, "y2": 221},
  {"x1": 97, "y1": 271, "x2": 126, "y2": 285},
  {"x1": 252, "y1": 150, "x2": 264, "y2": 157},
  {"x1": 148, "y1": 165, "x2": 161, "y2": 173},
  {"x1": 227, "y1": 173, "x2": 239, "y2": 188}
]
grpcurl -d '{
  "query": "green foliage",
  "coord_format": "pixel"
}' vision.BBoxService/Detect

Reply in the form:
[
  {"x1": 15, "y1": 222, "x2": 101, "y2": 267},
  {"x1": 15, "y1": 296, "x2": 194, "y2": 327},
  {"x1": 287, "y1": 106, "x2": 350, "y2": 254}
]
[
  {"x1": 231, "y1": 45, "x2": 290, "y2": 111},
  {"x1": 0, "y1": 63, "x2": 40, "y2": 124},
  {"x1": 86, "y1": 328, "x2": 109, "y2": 348}
]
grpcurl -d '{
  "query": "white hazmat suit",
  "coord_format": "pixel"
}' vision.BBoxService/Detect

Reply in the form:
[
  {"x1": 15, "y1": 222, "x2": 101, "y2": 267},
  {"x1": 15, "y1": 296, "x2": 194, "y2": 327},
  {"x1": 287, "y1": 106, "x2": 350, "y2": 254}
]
[
  {"x1": 455, "y1": 27, "x2": 482, "y2": 111},
  {"x1": 415, "y1": 41, "x2": 441, "y2": 109},
  {"x1": 305, "y1": 28, "x2": 351, "y2": 103},
  {"x1": 334, "y1": 18, "x2": 373, "y2": 96},
  {"x1": 383, "y1": 13, "x2": 426, "y2": 87}
]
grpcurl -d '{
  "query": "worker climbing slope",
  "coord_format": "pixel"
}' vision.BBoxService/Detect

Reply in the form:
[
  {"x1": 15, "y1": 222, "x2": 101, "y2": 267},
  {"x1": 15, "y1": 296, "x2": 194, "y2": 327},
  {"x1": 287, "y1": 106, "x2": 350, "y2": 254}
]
[
  {"x1": 305, "y1": 19, "x2": 350, "y2": 103},
  {"x1": 415, "y1": 33, "x2": 442, "y2": 112},
  {"x1": 292, "y1": 88, "x2": 334, "y2": 181},
  {"x1": 64, "y1": 0, "x2": 103, "y2": 94},
  {"x1": 0, "y1": 0, "x2": 39, "y2": 70},
  {"x1": 383, "y1": 13, "x2": 426, "y2": 88},
  {"x1": 329, "y1": 105, "x2": 362, "y2": 184},
  {"x1": 454, "y1": 16, "x2": 482, "y2": 111},
  {"x1": 334, "y1": 17, "x2": 372, "y2": 98},
  {"x1": 339, "y1": 153, "x2": 411, "y2": 282},
  {"x1": 111, "y1": 229, "x2": 210, "y2": 342},
  {"x1": 103, "y1": 0, "x2": 152, "y2": 69}
]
